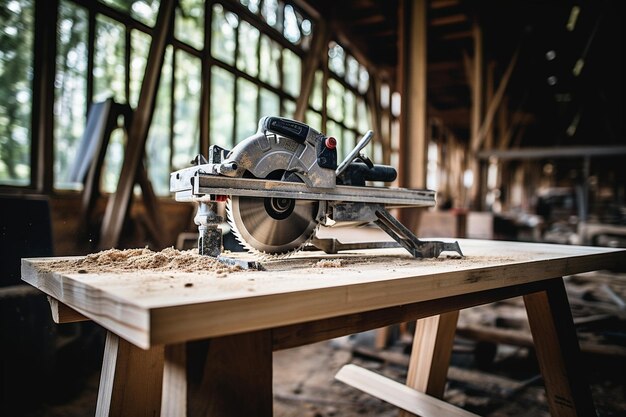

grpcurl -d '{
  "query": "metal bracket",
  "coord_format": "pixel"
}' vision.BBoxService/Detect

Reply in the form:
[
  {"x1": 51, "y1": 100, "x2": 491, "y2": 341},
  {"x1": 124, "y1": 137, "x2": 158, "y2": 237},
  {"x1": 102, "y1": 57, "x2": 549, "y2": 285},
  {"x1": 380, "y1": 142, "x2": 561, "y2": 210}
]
[{"x1": 374, "y1": 208, "x2": 464, "y2": 258}]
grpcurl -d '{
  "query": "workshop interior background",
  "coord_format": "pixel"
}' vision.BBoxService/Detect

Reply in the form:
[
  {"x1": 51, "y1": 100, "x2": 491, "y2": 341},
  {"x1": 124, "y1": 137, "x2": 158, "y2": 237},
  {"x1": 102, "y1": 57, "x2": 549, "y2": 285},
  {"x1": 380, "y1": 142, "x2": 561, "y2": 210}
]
[{"x1": 1, "y1": 0, "x2": 624, "y2": 416}]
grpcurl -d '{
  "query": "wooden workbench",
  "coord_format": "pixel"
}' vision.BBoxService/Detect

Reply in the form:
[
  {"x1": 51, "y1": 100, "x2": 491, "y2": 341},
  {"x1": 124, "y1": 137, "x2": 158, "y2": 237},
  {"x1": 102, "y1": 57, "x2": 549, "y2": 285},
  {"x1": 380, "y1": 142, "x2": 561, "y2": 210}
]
[{"x1": 22, "y1": 239, "x2": 625, "y2": 417}]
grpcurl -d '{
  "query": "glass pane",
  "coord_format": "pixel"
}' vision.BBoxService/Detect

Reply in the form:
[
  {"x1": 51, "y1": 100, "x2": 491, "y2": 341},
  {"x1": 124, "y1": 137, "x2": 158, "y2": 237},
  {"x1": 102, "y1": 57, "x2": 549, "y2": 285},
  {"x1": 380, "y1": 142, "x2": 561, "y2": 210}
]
[
  {"x1": 282, "y1": 99, "x2": 295, "y2": 118},
  {"x1": 328, "y1": 42, "x2": 344, "y2": 77},
  {"x1": 261, "y1": 0, "x2": 280, "y2": 30},
  {"x1": 327, "y1": 78, "x2": 344, "y2": 123},
  {"x1": 305, "y1": 110, "x2": 321, "y2": 132},
  {"x1": 0, "y1": 0, "x2": 34, "y2": 186},
  {"x1": 101, "y1": 128, "x2": 125, "y2": 193},
  {"x1": 259, "y1": 34, "x2": 280, "y2": 88},
  {"x1": 236, "y1": 77, "x2": 258, "y2": 139},
  {"x1": 237, "y1": 21, "x2": 259, "y2": 77},
  {"x1": 240, "y1": 0, "x2": 260, "y2": 14},
  {"x1": 356, "y1": 97, "x2": 369, "y2": 133},
  {"x1": 210, "y1": 66, "x2": 234, "y2": 148},
  {"x1": 259, "y1": 88, "x2": 279, "y2": 119},
  {"x1": 172, "y1": 50, "x2": 201, "y2": 171},
  {"x1": 129, "y1": 29, "x2": 150, "y2": 108},
  {"x1": 145, "y1": 46, "x2": 172, "y2": 196},
  {"x1": 309, "y1": 70, "x2": 323, "y2": 111},
  {"x1": 176, "y1": 0, "x2": 204, "y2": 50},
  {"x1": 54, "y1": 1, "x2": 88, "y2": 189},
  {"x1": 344, "y1": 90, "x2": 355, "y2": 129},
  {"x1": 300, "y1": 17, "x2": 313, "y2": 50},
  {"x1": 346, "y1": 55, "x2": 359, "y2": 87},
  {"x1": 343, "y1": 129, "x2": 356, "y2": 160},
  {"x1": 93, "y1": 15, "x2": 126, "y2": 103},
  {"x1": 283, "y1": 4, "x2": 300, "y2": 44},
  {"x1": 100, "y1": 0, "x2": 160, "y2": 27},
  {"x1": 282, "y1": 48, "x2": 300, "y2": 97},
  {"x1": 358, "y1": 64, "x2": 369, "y2": 94},
  {"x1": 211, "y1": 3, "x2": 237, "y2": 66}
]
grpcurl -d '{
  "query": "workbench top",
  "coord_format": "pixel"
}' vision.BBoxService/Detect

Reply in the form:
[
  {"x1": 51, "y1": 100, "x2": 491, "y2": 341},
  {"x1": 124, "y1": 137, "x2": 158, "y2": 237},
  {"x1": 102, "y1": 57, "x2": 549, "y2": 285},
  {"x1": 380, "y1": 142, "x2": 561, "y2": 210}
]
[{"x1": 22, "y1": 239, "x2": 624, "y2": 348}]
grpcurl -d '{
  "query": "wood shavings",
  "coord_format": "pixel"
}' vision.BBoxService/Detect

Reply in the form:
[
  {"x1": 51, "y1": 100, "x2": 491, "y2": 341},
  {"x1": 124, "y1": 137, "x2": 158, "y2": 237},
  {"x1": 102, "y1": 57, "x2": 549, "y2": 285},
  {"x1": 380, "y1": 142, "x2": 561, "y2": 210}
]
[
  {"x1": 315, "y1": 259, "x2": 343, "y2": 268},
  {"x1": 39, "y1": 247, "x2": 242, "y2": 275}
]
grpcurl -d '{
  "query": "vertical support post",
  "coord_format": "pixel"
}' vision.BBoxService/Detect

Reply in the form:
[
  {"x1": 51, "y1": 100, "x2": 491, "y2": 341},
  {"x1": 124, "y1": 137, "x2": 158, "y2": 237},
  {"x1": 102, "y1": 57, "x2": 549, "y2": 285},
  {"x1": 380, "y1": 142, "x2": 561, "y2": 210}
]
[
  {"x1": 96, "y1": 332, "x2": 165, "y2": 417},
  {"x1": 399, "y1": 0, "x2": 427, "y2": 231},
  {"x1": 400, "y1": 311, "x2": 459, "y2": 417},
  {"x1": 468, "y1": 20, "x2": 483, "y2": 209},
  {"x1": 32, "y1": 0, "x2": 59, "y2": 193},
  {"x1": 193, "y1": 330, "x2": 273, "y2": 417},
  {"x1": 162, "y1": 343, "x2": 187, "y2": 416},
  {"x1": 524, "y1": 279, "x2": 596, "y2": 417}
]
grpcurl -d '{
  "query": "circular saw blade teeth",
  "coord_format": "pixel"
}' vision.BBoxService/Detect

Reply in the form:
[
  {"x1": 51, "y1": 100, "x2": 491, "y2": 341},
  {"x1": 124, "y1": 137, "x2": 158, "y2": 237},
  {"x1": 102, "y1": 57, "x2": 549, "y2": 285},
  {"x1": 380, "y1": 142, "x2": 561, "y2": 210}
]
[{"x1": 226, "y1": 197, "x2": 320, "y2": 260}]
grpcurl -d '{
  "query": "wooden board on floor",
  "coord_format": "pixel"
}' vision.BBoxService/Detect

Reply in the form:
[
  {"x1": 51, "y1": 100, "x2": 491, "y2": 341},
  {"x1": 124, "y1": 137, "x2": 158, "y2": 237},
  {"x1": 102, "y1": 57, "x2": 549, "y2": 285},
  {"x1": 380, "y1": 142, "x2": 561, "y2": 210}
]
[{"x1": 21, "y1": 239, "x2": 624, "y2": 348}]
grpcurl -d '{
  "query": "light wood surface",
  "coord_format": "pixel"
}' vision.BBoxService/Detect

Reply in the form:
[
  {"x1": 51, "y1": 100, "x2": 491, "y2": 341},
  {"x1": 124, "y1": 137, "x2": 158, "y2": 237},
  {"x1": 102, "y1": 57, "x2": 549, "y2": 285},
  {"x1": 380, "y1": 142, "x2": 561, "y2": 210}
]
[
  {"x1": 336, "y1": 364, "x2": 479, "y2": 417},
  {"x1": 22, "y1": 239, "x2": 624, "y2": 348}
]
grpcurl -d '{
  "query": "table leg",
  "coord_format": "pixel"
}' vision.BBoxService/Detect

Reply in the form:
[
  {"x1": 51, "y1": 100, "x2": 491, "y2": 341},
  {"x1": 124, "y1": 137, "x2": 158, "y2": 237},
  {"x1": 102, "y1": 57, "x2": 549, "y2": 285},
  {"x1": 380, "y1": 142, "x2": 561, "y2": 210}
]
[
  {"x1": 524, "y1": 278, "x2": 596, "y2": 417},
  {"x1": 400, "y1": 311, "x2": 459, "y2": 417},
  {"x1": 96, "y1": 332, "x2": 165, "y2": 417},
  {"x1": 192, "y1": 329, "x2": 273, "y2": 417}
]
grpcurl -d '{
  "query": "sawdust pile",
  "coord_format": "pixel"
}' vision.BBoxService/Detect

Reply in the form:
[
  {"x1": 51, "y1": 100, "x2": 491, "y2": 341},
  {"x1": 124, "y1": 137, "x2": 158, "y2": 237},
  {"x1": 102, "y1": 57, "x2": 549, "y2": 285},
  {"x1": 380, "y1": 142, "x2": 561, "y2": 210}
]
[
  {"x1": 314, "y1": 259, "x2": 343, "y2": 268},
  {"x1": 40, "y1": 247, "x2": 241, "y2": 275}
]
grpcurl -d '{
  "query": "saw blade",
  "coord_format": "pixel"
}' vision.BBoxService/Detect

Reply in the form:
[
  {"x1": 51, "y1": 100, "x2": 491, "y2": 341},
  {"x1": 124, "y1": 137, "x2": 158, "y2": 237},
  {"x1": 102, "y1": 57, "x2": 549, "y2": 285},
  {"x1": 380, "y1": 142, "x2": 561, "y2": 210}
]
[{"x1": 227, "y1": 195, "x2": 323, "y2": 258}]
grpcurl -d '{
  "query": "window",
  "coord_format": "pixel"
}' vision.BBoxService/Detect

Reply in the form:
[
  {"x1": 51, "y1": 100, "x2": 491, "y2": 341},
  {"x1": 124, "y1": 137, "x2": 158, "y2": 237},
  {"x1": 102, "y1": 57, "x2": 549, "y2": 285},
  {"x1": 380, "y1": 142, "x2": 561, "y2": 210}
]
[
  {"x1": 0, "y1": 0, "x2": 34, "y2": 186},
  {"x1": 3, "y1": 0, "x2": 385, "y2": 194}
]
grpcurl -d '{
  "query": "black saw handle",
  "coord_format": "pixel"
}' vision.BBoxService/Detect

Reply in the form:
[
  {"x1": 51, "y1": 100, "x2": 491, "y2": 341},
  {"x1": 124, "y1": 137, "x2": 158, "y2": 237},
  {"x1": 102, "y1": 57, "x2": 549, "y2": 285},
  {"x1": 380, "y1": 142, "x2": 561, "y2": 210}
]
[{"x1": 259, "y1": 116, "x2": 310, "y2": 143}]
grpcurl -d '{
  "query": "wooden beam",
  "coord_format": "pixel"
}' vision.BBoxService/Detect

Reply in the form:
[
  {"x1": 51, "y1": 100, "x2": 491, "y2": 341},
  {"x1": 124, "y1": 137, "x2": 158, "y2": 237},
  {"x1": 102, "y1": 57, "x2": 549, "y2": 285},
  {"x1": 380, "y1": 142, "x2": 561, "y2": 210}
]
[
  {"x1": 478, "y1": 145, "x2": 626, "y2": 160},
  {"x1": 441, "y1": 30, "x2": 473, "y2": 41},
  {"x1": 99, "y1": 0, "x2": 175, "y2": 249},
  {"x1": 47, "y1": 296, "x2": 88, "y2": 324},
  {"x1": 402, "y1": 0, "x2": 427, "y2": 189},
  {"x1": 336, "y1": 365, "x2": 478, "y2": 417},
  {"x1": 469, "y1": 21, "x2": 482, "y2": 152},
  {"x1": 96, "y1": 332, "x2": 165, "y2": 417},
  {"x1": 32, "y1": 0, "x2": 58, "y2": 193},
  {"x1": 404, "y1": 312, "x2": 459, "y2": 400},
  {"x1": 472, "y1": 48, "x2": 519, "y2": 153},
  {"x1": 294, "y1": 21, "x2": 330, "y2": 121},
  {"x1": 430, "y1": 14, "x2": 467, "y2": 27},
  {"x1": 431, "y1": 0, "x2": 460, "y2": 9},
  {"x1": 161, "y1": 343, "x2": 187, "y2": 416},
  {"x1": 524, "y1": 279, "x2": 596, "y2": 416}
]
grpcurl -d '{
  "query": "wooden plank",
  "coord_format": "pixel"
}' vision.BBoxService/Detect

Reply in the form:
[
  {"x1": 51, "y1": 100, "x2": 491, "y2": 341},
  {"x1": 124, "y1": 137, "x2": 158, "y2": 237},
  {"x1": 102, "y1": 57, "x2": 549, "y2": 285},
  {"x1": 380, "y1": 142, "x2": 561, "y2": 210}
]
[
  {"x1": 524, "y1": 278, "x2": 596, "y2": 417},
  {"x1": 96, "y1": 332, "x2": 165, "y2": 417},
  {"x1": 192, "y1": 330, "x2": 272, "y2": 417},
  {"x1": 47, "y1": 296, "x2": 88, "y2": 324},
  {"x1": 335, "y1": 364, "x2": 478, "y2": 417},
  {"x1": 99, "y1": 0, "x2": 175, "y2": 250},
  {"x1": 21, "y1": 240, "x2": 625, "y2": 348},
  {"x1": 404, "y1": 311, "x2": 459, "y2": 400}
]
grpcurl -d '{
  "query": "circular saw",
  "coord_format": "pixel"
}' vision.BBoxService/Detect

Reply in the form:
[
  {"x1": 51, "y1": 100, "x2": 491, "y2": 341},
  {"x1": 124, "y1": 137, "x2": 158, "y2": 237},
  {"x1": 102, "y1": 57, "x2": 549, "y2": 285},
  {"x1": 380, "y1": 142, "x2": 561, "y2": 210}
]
[{"x1": 170, "y1": 116, "x2": 463, "y2": 260}]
